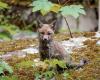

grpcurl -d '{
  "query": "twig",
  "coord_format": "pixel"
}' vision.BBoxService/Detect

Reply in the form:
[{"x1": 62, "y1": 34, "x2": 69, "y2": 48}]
[
  {"x1": 58, "y1": 0, "x2": 61, "y2": 5},
  {"x1": 57, "y1": 0, "x2": 73, "y2": 38},
  {"x1": 63, "y1": 0, "x2": 71, "y2": 6},
  {"x1": 63, "y1": 16, "x2": 73, "y2": 38}
]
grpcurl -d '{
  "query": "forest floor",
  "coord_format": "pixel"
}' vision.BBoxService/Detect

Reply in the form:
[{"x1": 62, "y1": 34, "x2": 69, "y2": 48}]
[{"x1": 0, "y1": 32, "x2": 100, "y2": 80}]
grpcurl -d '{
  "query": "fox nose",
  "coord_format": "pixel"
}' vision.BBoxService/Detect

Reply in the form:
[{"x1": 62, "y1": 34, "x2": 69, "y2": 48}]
[
  {"x1": 43, "y1": 38, "x2": 48, "y2": 41},
  {"x1": 43, "y1": 35, "x2": 49, "y2": 40}
]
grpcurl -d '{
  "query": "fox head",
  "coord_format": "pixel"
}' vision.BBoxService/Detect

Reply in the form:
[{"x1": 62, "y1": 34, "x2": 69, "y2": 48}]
[{"x1": 38, "y1": 20, "x2": 56, "y2": 42}]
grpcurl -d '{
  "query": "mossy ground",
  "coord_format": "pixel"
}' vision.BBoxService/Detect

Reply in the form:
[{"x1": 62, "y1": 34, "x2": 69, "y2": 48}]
[{"x1": 0, "y1": 32, "x2": 100, "y2": 80}]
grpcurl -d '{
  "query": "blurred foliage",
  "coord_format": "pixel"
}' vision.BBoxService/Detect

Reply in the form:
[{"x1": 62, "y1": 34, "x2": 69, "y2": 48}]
[
  {"x1": 0, "y1": 23, "x2": 20, "y2": 40},
  {"x1": 44, "y1": 59, "x2": 66, "y2": 68},
  {"x1": 1, "y1": 0, "x2": 97, "y2": 41},
  {"x1": 0, "y1": 1, "x2": 9, "y2": 9},
  {"x1": 31, "y1": 0, "x2": 85, "y2": 18},
  {"x1": 0, "y1": 60, "x2": 13, "y2": 75},
  {"x1": 15, "y1": 60, "x2": 33, "y2": 69},
  {"x1": 32, "y1": 59, "x2": 69, "y2": 80},
  {"x1": 0, "y1": 0, "x2": 97, "y2": 43},
  {"x1": 32, "y1": 0, "x2": 54, "y2": 15},
  {"x1": 0, "y1": 76, "x2": 18, "y2": 80},
  {"x1": 59, "y1": 5, "x2": 85, "y2": 18}
]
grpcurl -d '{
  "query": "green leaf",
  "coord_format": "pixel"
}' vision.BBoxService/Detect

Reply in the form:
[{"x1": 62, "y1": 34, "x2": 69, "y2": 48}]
[
  {"x1": 0, "y1": 33, "x2": 11, "y2": 41},
  {"x1": 0, "y1": 60, "x2": 13, "y2": 74},
  {"x1": 0, "y1": 1, "x2": 8, "y2": 9},
  {"x1": 0, "y1": 67, "x2": 3, "y2": 74},
  {"x1": 32, "y1": 0, "x2": 54, "y2": 15},
  {"x1": 59, "y1": 5, "x2": 86, "y2": 18},
  {"x1": 0, "y1": 24, "x2": 20, "y2": 35},
  {"x1": 44, "y1": 71, "x2": 54, "y2": 79},
  {"x1": 50, "y1": 4, "x2": 61, "y2": 13},
  {"x1": 49, "y1": 59, "x2": 59, "y2": 68},
  {"x1": 0, "y1": 24, "x2": 20, "y2": 41},
  {"x1": 45, "y1": 59, "x2": 66, "y2": 68},
  {"x1": 63, "y1": 72, "x2": 70, "y2": 79},
  {"x1": 57, "y1": 60, "x2": 66, "y2": 68},
  {"x1": 34, "y1": 72, "x2": 41, "y2": 80}
]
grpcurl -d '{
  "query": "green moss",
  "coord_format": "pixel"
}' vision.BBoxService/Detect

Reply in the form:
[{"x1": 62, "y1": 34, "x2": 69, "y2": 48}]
[
  {"x1": 15, "y1": 60, "x2": 33, "y2": 69},
  {"x1": 0, "y1": 76, "x2": 18, "y2": 80}
]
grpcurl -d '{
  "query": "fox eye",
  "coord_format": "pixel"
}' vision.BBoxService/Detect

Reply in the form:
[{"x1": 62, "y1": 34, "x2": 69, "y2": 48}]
[
  {"x1": 40, "y1": 32, "x2": 44, "y2": 34},
  {"x1": 48, "y1": 32, "x2": 51, "y2": 35}
]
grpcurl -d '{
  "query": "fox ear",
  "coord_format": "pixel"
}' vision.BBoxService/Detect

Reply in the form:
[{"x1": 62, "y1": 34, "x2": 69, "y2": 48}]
[
  {"x1": 49, "y1": 20, "x2": 56, "y2": 29},
  {"x1": 37, "y1": 19, "x2": 44, "y2": 28}
]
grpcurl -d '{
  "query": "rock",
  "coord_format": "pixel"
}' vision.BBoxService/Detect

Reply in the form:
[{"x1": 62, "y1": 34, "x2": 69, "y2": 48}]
[
  {"x1": 79, "y1": 8, "x2": 98, "y2": 31},
  {"x1": 22, "y1": 47, "x2": 39, "y2": 54},
  {"x1": 61, "y1": 37, "x2": 89, "y2": 53},
  {"x1": 0, "y1": 50, "x2": 27, "y2": 60},
  {"x1": 95, "y1": 32, "x2": 100, "y2": 38},
  {"x1": 96, "y1": 40, "x2": 100, "y2": 45},
  {"x1": 60, "y1": 15, "x2": 77, "y2": 32}
]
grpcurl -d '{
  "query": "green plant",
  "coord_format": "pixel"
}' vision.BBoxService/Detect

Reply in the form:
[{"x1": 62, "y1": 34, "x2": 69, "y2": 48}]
[
  {"x1": 32, "y1": 0, "x2": 85, "y2": 37},
  {"x1": 45, "y1": 59, "x2": 66, "y2": 68},
  {"x1": 0, "y1": 24, "x2": 20, "y2": 40},
  {"x1": 32, "y1": 0, "x2": 54, "y2": 15},
  {"x1": 0, "y1": 60, "x2": 13, "y2": 76},
  {"x1": 0, "y1": 1, "x2": 9, "y2": 9},
  {"x1": 32, "y1": 0, "x2": 85, "y2": 18},
  {"x1": 0, "y1": 1, "x2": 20, "y2": 41},
  {"x1": 0, "y1": 9, "x2": 20, "y2": 40},
  {"x1": 15, "y1": 60, "x2": 33, "y2": 69},
  {"x1": 33, "y1": 59, "x2": 70, "y2": 80},
  {"x1": 59, "y1": 5, "x2": 85, "y2": 18},
  {"x1": 34, "y1": 70, "x2": 54, "y2": 80},
  {"x1": 0, "y1": 76, "x2": 18, "y2": 80}
]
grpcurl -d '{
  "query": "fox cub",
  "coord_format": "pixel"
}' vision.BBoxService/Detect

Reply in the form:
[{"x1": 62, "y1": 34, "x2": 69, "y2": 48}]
[{"x1": 38, "y1": 20, "x2": 87, "y2": 69}]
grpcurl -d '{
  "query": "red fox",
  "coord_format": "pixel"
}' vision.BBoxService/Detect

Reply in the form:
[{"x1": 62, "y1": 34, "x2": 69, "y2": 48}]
[
  {"x1": 37, "y1": 20, "x2": 87, "y2": 69},
  {"x1": 38, "y1": 20, "x2": 69, "y2": 61}
]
